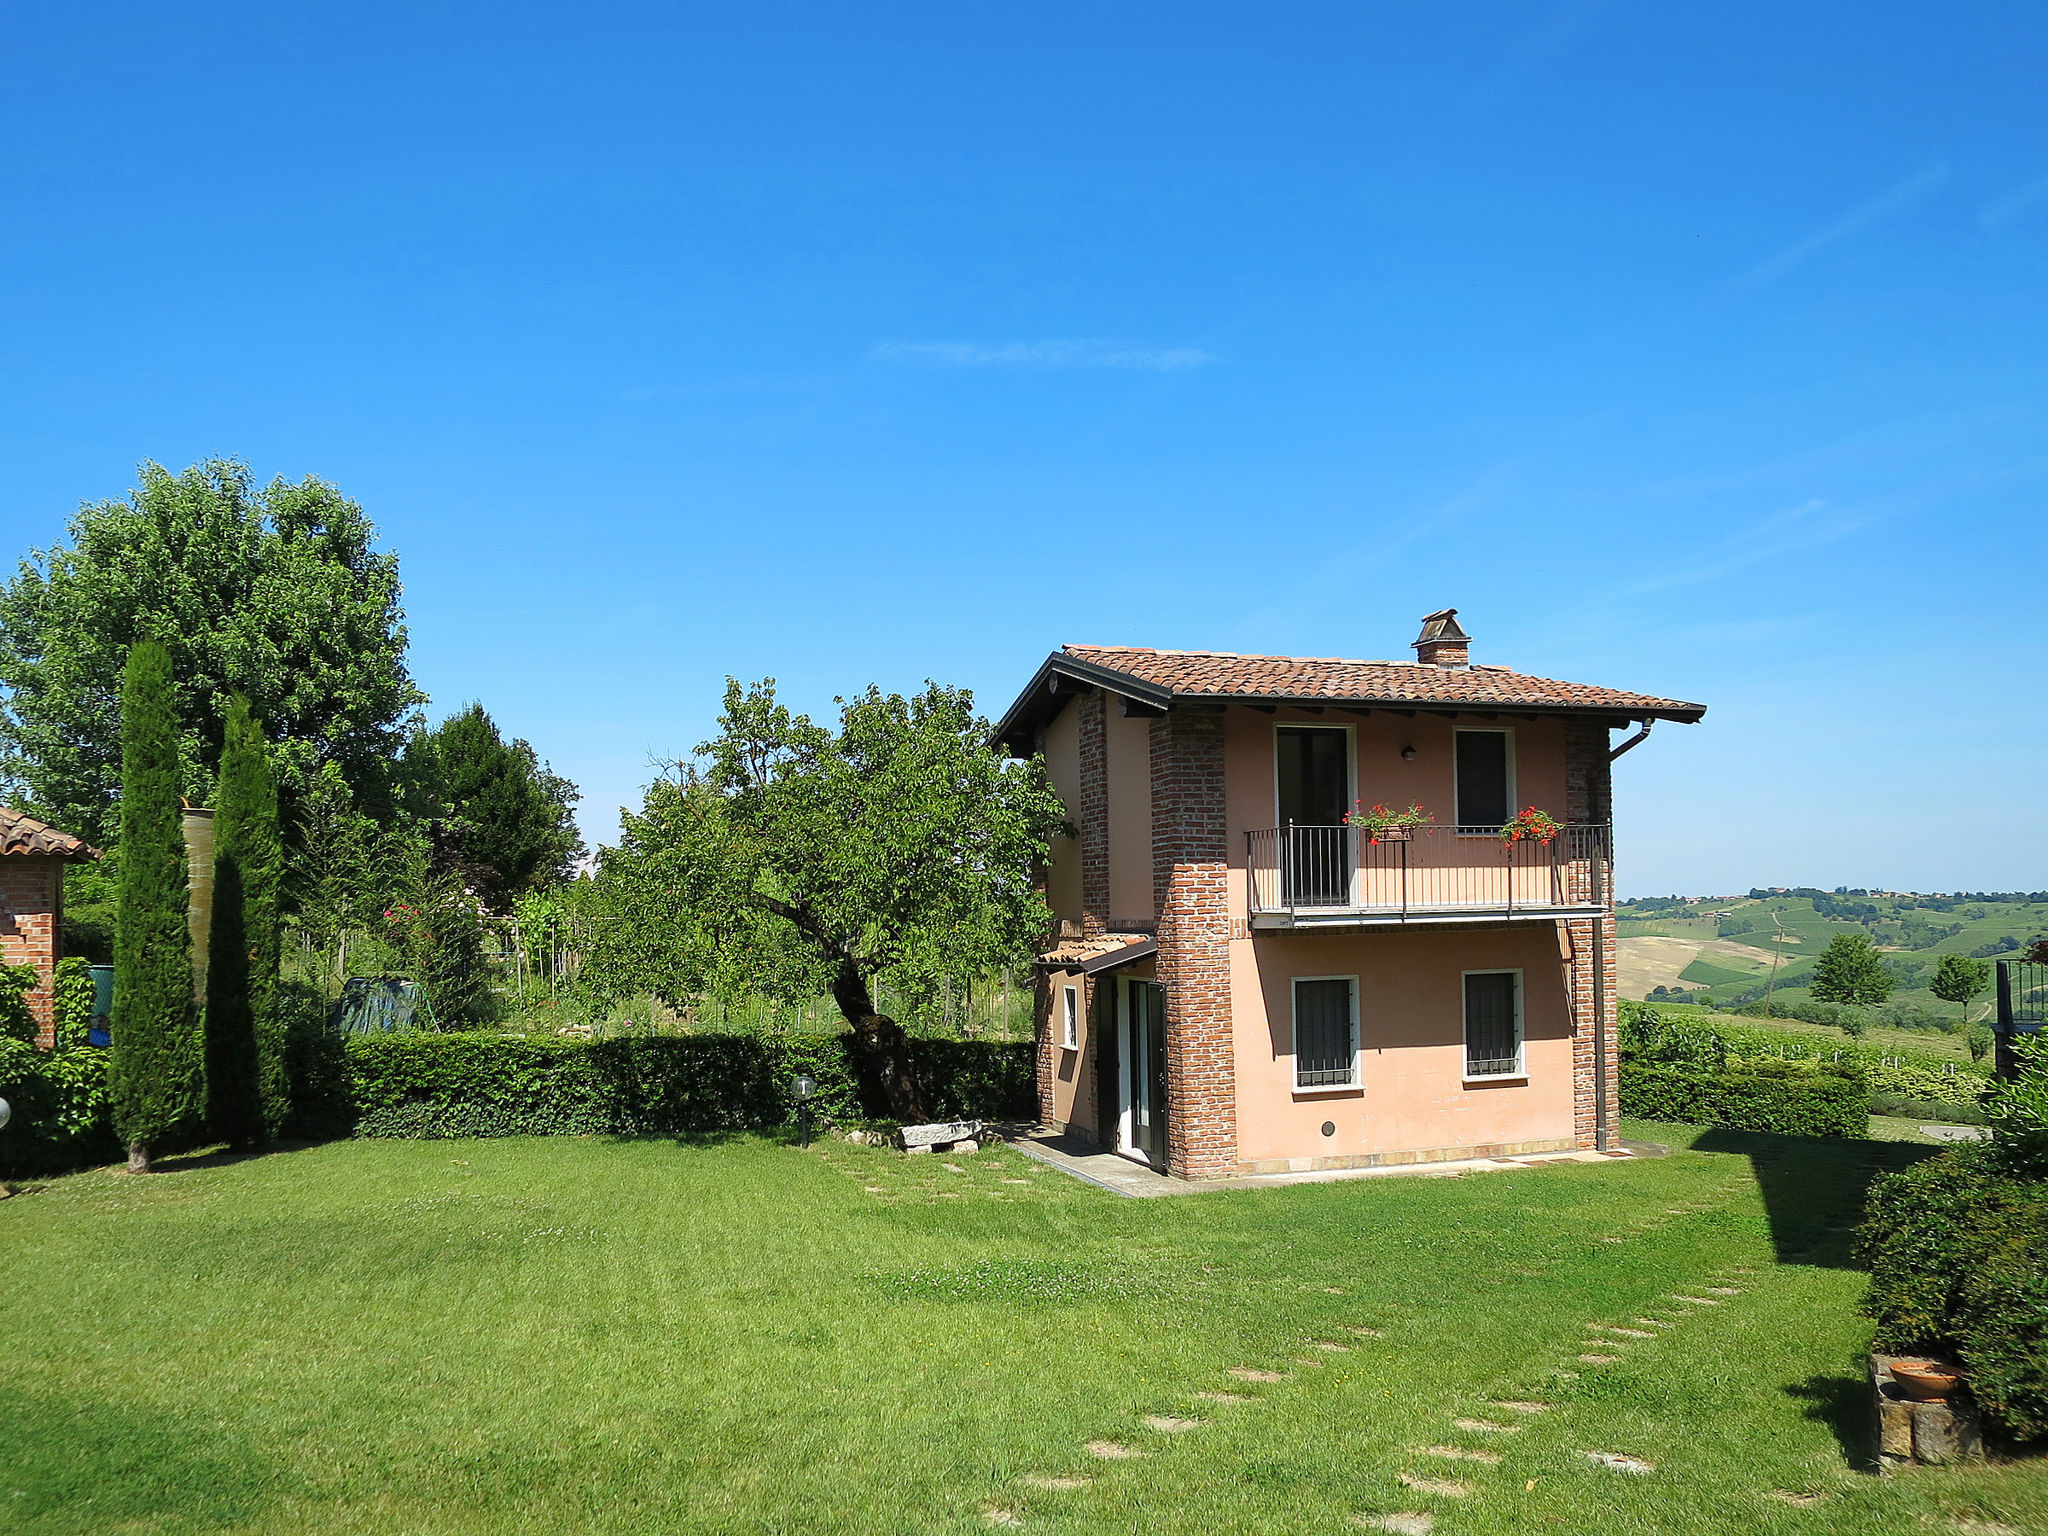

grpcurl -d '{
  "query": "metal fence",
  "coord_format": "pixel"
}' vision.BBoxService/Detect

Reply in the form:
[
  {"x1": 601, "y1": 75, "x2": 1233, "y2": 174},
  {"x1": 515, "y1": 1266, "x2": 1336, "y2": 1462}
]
[
  {"x1": 1995, "y1": 958, "x2": 2047, "y2": 1077},
  {"x1": 1246, "y1": 823, "x2": 1611, "y2": 920}
]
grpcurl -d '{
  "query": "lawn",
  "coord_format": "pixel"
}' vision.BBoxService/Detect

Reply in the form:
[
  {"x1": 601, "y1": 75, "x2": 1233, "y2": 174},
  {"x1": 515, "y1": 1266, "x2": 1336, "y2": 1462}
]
[{"x1": 5, "y1": 1126, "x2": 2043, "y2": 1536}]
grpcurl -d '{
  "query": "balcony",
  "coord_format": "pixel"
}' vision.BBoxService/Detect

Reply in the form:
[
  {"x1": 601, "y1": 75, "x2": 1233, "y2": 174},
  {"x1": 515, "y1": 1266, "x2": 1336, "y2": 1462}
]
[{"x1": 1245, "y1": 823, "x2": 1611, "y2": 929}]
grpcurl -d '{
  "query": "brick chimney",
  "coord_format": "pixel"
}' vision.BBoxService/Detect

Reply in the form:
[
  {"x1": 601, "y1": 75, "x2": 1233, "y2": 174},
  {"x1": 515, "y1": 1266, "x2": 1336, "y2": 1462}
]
[{"x1": 1412, "y1": 609, "x2": 1471, "y2": 668}]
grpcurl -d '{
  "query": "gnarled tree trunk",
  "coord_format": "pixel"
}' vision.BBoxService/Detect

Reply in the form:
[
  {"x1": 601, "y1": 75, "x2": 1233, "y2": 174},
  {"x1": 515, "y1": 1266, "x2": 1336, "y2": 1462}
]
[{"x1": 831, "y1": 958, "x2": 926, "y2": 1122}]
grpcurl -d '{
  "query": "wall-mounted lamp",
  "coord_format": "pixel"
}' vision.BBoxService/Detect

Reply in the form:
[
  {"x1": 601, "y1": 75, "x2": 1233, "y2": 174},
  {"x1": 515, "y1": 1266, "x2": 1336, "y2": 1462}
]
[{"x1": 1400, "y1": 745, "x2": 1417, "y2": 761}]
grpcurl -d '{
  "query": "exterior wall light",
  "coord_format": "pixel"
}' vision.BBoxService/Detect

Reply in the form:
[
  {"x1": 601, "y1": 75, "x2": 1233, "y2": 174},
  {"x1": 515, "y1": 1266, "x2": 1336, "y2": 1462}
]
[
  {"x1": 0, "y1": 1096, "x2": 10, "y2": 1131},
  {"x1": 1400, "y1": 745, "x2": 1417, "y2": 760},
  {"x1": 792, "y1": 1074, "x2": 817, "y2": 1148}
]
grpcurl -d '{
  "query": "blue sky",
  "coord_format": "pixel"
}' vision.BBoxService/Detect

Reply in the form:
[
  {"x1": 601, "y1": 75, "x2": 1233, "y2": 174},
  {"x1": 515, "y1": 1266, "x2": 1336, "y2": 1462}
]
[{"x1": 4, "y1": 1, "x2": 2043, "y2": 895}]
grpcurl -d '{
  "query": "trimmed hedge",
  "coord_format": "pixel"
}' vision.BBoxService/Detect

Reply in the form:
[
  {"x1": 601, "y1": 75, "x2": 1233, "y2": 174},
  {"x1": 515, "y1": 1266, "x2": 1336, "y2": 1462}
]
[
  {"x1": 337, "y1": 1031, "x2": 1036, "y2": 1140},
  {"x1": 1619, "y1": 1061, "x2": 1869, "y2": 1138},
  {"x1": 1859, "y1": 1144, "x2": 2048, "y2": 1441}
]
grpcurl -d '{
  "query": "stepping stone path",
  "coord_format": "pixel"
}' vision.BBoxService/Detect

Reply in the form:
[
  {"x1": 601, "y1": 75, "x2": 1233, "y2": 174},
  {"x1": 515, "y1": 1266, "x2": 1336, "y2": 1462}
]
[
  {"x1": 1671, "y1": 1295, "x2": 1719, "y2": 1306},
  {"x1": 1022, "y1": 1475, "x2": 1091, "y2": 1491},
  {"x1": 1142, "y1": 1415, "x2": 1206, "y2": 1433},
  {"x1": 1310, "y1": 1341, "x2": 1352, "y2": 1351},
  {"x1": 1358, "y1": 1515, "x2": 1433, "y2": 1535},
  {"x1": 1490, "y1": 1401, "x2": 1548, "y2": 1414},
  {"x1": 1704, "y1": 1286, "x2": 1741, "y2": 1295},
  {"x1": 1346, "y1": 1326, "x2": 1383, "y2": 1337},
  {"x1": 1451, "y1": 1418, "x2": 1517, "y2": 1434},
  {"x1": 1397, "y1": 1472, "x2": 1469, "y2": 1498},
  {"x1": 1579, "y1": 1353, "x2": 1620, "y2": 1364},
  {"x1": 1229, "y1": 1367, "x2": 1289, "y2": 1383},
  {"x1": 1417, "y1": 1445, "x2": 1500, "y2": 1465},
  {"x1": 1583, "y1": 1450, "x2": 1655, "y2": 1473},
  {"x1": 1590, "y1": 1325, "x2": 1657, "y2": 1338},
  {"x1": 983, "y1": 1508, "x2": 1024, "y2": 1526},
  {"x1": 1086, "y1": 1441, "x2": 1144, "y2": 1459},
  {"x1": 1771, "y1": 1490, "x2": 1822, "y2": 1506},
  {"x1": 1197, "y1": 1391, "x2": 1250, "y2": 1403},
  {"x1": 1003, "y1": 1179, "x2": 1030, "y2": 1185},
  {"x1": 1635, "y1": 1318, "x2": 1670, "y2": 1328}
]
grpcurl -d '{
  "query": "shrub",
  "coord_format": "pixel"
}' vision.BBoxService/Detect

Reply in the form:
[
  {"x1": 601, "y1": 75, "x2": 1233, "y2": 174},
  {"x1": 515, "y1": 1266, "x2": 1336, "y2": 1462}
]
[
  {"x1": 0, "y1": 962, "x2": 39, "y2": 1044},
  {"x1": 52, "y1": 958, "x2": 94, "y2": 1048},
  {"x1": 1985, "y1": 1031, "x2": 2048, "y2": 1171},
  {"x1": 1859, "y1": 1144, "x2": 2048, "y2": 1441},
  {"x1": 0, "y1": 1039, "x2": 120, "y2": 1176},
  {"x1": 327, "y1": 1030, "x2": 1036, "y2": 1140},
  {"x1": 1619, "y1": 1061, "x2": 1868, "y2": 1138}
]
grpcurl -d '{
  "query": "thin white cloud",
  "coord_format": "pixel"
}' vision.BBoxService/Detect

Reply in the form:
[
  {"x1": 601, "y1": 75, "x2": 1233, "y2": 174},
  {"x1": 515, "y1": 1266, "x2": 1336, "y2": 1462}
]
[
  {"x1": 1980, "y1": 172, "x2": 2048, "y2": 230},
  {"x1": 870, "y1": 339, "x2": 1215, "y2": 371},
  {"x1": 1630, "y1": 498, "x2": 1869, "y2": 593},
  {"x1": 1733, "y1": 164, "x2": 1950, "y2": 289}
]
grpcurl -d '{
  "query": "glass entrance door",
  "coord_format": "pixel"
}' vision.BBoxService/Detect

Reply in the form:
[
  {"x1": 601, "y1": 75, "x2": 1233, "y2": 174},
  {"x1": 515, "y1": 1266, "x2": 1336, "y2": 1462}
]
[{"x1": 1123, "y1": 981, "x2": 1168, "y2": 1168}]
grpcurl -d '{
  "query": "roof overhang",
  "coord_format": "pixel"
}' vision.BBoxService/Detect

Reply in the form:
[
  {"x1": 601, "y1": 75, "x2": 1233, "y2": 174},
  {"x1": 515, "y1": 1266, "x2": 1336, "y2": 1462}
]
[
  {"x1": 995, "y1": 652, "x2": 1172, "y2": 755},
  {"x1": 1034, "y1": 933, "x2": 1158, "y2": 974}
]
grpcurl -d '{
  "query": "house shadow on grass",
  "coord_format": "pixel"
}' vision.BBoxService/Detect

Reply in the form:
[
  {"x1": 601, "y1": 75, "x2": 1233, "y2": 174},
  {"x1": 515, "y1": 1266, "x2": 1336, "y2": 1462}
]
[{"x1": 1690, "y1": 1128, "x2": 1939, "y2": 1269}]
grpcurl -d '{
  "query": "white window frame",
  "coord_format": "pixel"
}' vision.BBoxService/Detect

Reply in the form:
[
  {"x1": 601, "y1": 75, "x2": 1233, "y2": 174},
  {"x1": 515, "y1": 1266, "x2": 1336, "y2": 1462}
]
[
  {"x1": 1291, "y1": 974, "x2": 1361, "y2": 1094},
  {"x1": 1461, "y1": 967, "x2": 1525, "y2": 1081},
  {"x1": 1452, "y1": 726, "x2": 1516, "y2": 835},
  {"x1": 1061, "y1": 984, "x2": 1080, "y2": 1051}
]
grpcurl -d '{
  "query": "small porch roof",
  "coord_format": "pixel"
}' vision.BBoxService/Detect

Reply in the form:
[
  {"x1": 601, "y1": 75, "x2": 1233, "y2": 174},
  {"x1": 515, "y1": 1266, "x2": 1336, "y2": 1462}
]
[
  {"x1": 0, "y1": 807, "x2": 101, "y2": 860},
  {"x1": 1035, "y1": 931, "x2": 1157, "y2": 974}
]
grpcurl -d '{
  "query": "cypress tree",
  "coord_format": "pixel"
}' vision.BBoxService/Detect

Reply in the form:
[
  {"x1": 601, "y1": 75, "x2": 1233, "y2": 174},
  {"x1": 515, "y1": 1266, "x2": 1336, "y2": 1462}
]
[
  {"x1": 206, "y1": 695, "x2": 288, "y2": 1145},
  {"x1": 110, "y1": 640, "x2": 202, "y2": 1171}
]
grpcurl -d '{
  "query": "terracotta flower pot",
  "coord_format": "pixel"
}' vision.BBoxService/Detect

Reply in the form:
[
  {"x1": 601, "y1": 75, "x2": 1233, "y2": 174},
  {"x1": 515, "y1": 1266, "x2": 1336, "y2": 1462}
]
[{"x1": 1891, "y1": 1359, "x2": 1963, "y2": 1402}]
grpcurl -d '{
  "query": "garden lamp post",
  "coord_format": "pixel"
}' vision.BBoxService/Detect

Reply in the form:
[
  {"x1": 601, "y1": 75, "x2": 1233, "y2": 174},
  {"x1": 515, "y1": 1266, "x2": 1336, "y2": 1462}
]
[
  {"x1": 0, "y1": 1096, "x2": 10, "y2": 1131},
  {"x1": 792, "y1": 1074, "x2": 816, "y2": 1149}
]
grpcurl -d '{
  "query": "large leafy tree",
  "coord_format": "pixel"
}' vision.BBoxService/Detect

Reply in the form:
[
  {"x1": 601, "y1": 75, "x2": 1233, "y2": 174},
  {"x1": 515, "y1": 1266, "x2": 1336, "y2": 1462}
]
[
  {"x1": 1810, "y1": 930, "x2": 1896, "y2": 1007},
  {"x1": 205, "y1": 695, "x2": 289, "y2": 1146},
  {"x1": 0, "y1": 458, "x2": 424, "y2": 846},
  {"x1": 110, "y1": 641, "x2": 201, "y2": 1172},
  {"x1": 403, "y1": 704, "x2": 582, "y2": 910},
  {"x1": 599, "y1": 679, "x2": 1068, "y2": 1119}
]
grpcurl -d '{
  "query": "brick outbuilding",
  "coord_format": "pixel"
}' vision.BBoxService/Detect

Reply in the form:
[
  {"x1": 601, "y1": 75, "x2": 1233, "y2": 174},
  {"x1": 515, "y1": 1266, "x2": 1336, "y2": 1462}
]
[{"x1": 1, "y1": 808, "x2": 102, "y2": 1047}]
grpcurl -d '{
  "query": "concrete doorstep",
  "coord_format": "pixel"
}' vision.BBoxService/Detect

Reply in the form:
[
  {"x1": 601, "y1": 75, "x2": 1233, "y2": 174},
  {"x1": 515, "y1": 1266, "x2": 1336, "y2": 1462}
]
[{"x1": 993, "y1": 1125, "x2": 1664, "y2": 1199}]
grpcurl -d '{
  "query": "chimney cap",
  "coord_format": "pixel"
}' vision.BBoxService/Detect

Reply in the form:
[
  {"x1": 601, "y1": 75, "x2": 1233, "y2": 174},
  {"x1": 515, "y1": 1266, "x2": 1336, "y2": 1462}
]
[{"x1": 1414, "y1": 608, "x2": 1470, "y2": 647}]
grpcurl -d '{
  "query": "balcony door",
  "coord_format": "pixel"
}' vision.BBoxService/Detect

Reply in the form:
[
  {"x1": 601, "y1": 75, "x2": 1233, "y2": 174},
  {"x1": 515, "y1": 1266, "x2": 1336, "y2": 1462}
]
[{"x1": 1276, "y1": 726, "x2": 1351, "y2": 907}]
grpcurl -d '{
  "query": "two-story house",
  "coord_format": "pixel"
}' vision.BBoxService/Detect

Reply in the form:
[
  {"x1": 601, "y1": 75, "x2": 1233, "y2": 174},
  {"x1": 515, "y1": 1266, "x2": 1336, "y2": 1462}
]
[{"x1": 995, "y1": 611, "x2": 1704, "y2": 1181}]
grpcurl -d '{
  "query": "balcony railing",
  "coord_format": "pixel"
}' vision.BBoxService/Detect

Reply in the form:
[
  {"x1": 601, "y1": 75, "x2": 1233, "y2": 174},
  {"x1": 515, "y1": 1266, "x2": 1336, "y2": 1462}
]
[{"x1": 1245, "y1": 823, "x2": 1611, "y2": 924}]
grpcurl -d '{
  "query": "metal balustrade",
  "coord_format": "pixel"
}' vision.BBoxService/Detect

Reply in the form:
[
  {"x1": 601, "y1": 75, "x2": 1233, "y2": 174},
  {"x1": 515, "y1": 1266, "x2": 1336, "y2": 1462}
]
[{"x1": 1245, "y1": 822, "x2": 1611, "y2": 924}]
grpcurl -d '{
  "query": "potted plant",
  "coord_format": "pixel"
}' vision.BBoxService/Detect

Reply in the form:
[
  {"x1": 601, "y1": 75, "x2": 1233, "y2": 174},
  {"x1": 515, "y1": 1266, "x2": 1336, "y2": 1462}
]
[
  {"x1": 1500, "y1": 807, "x2": 1563, "y2": 845},
  {"x1": 1344, "y1": 801, "x2": 1431, "y2": 843}
]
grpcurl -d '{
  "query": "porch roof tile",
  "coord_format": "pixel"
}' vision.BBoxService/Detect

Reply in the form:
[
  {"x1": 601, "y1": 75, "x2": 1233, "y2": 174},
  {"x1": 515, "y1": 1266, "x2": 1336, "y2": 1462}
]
[{"x1": 0, "y1": 807, "x2": 101, "y2": 860}]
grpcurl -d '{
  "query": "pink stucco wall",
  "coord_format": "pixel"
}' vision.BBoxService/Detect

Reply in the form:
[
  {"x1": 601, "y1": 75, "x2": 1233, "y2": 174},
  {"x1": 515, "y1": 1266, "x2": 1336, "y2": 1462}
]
[
  {"x1": 1042, "y1": 702, "x2": 1082, "y2": 925},
  {"x1": 1228, "y1": 923, "x2": 1577, "y2": 1169}
]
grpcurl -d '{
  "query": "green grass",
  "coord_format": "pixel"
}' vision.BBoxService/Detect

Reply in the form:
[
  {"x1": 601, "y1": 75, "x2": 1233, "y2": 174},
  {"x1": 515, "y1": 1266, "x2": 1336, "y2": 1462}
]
[{"x1": 5, "y1": 1126, "x2": 2044, "y2": 1535}]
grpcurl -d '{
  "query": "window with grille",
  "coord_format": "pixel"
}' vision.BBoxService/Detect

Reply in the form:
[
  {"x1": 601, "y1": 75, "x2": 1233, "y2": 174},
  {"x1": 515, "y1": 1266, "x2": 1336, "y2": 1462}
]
[
  {"x1": 1464, "y1": 970, "x2": 1522, "y2": 1077},
  {"x1": 1293, "y1": 977, "x2": 1357, "y2": 1088},
  {"x1": 1062, "y1": 985, "x2": 1079, "y2": 1050}
]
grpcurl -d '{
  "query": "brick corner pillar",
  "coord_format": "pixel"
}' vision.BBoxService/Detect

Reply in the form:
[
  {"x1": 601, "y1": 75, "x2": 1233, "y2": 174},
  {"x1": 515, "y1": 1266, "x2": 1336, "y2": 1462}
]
[
  {"x1": 1150, "y1": 705, "x2": 1237, "y2": 1180},
  {"x1": 1, "y1": 855, "x2": 64, "y2": 1048},
  {"x1": 1077, "y1": 689, "x2": 1110, "y2": 936},
  {"x1": 1564, "y1": 717, "x2": 1618, "y2": 1149}
]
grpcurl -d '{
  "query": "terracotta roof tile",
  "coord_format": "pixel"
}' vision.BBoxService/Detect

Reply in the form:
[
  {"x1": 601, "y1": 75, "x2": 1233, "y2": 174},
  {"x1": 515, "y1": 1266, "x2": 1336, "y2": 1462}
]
[
  {"x1": 1036, "y1": 932, "x2": 1156, "y2": 971},
  {"x1": 0, "y1": 807, "x2": 101, "y2": 860},
  {"x1": 1060, "y1": 645, "x2": 1704, "y2": 719}
]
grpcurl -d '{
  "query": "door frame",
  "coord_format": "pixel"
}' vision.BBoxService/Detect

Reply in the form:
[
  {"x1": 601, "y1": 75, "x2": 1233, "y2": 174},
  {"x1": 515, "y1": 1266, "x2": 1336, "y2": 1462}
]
[
  {"x1": 1116, "y1": 976, "x2": 1168, "y2": 1168},
  {"x1": 1270, "y1": 722, "x2": 1357, "y2": 829}
]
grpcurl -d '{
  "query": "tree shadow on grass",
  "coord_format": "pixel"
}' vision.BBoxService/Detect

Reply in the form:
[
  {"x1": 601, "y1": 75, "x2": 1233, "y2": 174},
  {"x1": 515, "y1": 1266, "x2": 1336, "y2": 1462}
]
[
  {"x1": 1786, "y1": 1371, "x2": 1879, "y2": 1471},
  {"x1": 0, "y1": 1386, "x2": 283, "y2": 1530},
  {"x1": 1691, "y1": 1128, "x2": 1939, "y2": 1268}
]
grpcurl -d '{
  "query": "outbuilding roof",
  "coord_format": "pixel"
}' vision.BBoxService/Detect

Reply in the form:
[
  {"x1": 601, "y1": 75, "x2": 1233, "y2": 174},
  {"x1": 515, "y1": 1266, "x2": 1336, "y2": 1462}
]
[
  {"x1": 0, "y1": 807, "x2": 102, "y2": 860},
  {"x1": 996, "y1": 643, "x2": 1706, "y2": 754}
]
